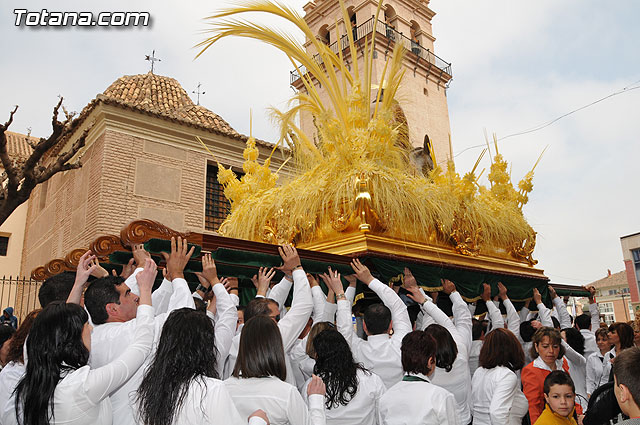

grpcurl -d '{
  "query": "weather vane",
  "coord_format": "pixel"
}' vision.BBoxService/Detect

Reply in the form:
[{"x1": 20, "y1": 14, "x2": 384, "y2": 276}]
[
  {"x1": 145, "y1": 50, "x2": 161, "y2": 74},
  {"x1": 192, "y1": 82, "x2": 206, "y2": 105}
]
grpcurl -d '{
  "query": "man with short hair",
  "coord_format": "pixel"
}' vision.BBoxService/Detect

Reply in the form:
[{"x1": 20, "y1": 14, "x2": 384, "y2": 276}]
[
  {"x1": 326, "y1": 259, "x2": 411, "y2": 389},
  {"x1": 613, "y1": 347, "x2": 640, "y2": 424},
  {"x1": 80, "y1": 237, "x2": 197, "y2": 425}
]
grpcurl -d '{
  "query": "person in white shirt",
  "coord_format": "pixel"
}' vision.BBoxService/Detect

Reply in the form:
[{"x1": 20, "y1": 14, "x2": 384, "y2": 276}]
[
  {"x1": 585, "y1": 327, "x2": 613, "y2": 397},
  {"x1": 0, "y1": 309, "x2": 39, "y2": 423},
  {"x1": 405, "y1": 277, "x2": 472, "y2": 425},
  {"x1": 379, "y1": 330, "x2": 459, "y2": 425},
  {"x1": 573, "y1": 286, "x2": 600, "y2": 360},
  {"x1": 471, "y1": 328, "x2": 528, "y2": 425},
  {"x1": 223, "y1": 245, "x2": 314, "y2": 385},
  {"x1": 330, "y1": 259, "x2": 411, "y2": 389},
  {"x1": 304, "y1": 326, "x2": 386, "y2": 425},
  {"x1": 83, "y1": 237, "x2": 198, "y2": 425},
  {"x1": 225, "y1": 315, "x2": 327, "y2": 425},
  {"x1": 135, "y1": 306, "x2": 266, "y2": 425},
  {"x1": 11, "y1": 258, "x2": 157, "y2": 425}
]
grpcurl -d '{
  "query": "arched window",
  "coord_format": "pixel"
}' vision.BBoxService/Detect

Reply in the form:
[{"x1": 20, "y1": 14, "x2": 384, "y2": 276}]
[
  {"x1": 383, "y1": 5, "x2": 396, "y2": 40},
  {"x1": 318, "y1": 24, "x2": 330, "y2": 45},
  {"x1": 410, "y1": 21, "x2": 421, "y2": 56}
]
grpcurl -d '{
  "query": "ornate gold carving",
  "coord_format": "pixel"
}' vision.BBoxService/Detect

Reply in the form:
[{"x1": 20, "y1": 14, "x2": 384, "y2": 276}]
[
  {"x1": 120, "y1": 219, "x2": 190, "y2": 247},
  {"x1": 90, "y1": 235, "x2": 125, "y2": 259},
  {"x1": 510, "y1": 232, "x2": 538, "y2": 266},
  {"x1": 64, "y1": 249, "x2": 87, "y2": 268},
  {"x1": 31, "y1": 266, "x2": 48, "y2": 281},
  {"x1": 354, "y1": 173, "x2": 385, "y2": 233},
  {"x1": 448, "y1": 210, "x2": 483, "y2": 257}
]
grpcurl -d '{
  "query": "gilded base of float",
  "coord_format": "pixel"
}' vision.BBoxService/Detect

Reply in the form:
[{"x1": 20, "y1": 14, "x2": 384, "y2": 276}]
[{"x1": 299, "y1": 231, "x2": 547, "y2": 280}]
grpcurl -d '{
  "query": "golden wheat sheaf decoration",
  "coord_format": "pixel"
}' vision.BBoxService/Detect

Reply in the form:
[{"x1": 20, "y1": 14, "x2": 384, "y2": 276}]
[{"x1": 195, "y1": 0, "x2": 542, "y2": 264}]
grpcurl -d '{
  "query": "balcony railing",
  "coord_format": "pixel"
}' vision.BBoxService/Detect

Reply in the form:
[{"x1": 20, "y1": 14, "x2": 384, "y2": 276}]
[{"x1": 290, "y1": 16, "x2": 452, "y2": 85}]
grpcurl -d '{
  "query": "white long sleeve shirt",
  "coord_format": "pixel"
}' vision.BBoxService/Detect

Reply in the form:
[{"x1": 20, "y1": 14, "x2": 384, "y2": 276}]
[
  {"x1": 162, "y1": 376, "x2": 247, "y2": 424},
  {"x1": 419, "y1": 292, "x2": 473, "y2": 425},
  {"x1": 224, "y1": 269, "x2": 314, "y2": 384},
  {"x1": 336, "y1": 279, "x2": 411, "y2": 389},
  {"x1": 89, "y1": 277, "x2": 195, "y2": 425},
  {"x1": 0, "y1": 361, "x2": 25, "y2": 424},
  {"x1": 378, "y1": 373, "x2": 460, "y2": 425},
  {"x1": 225, "y1": 376, "x2": 325, "y2": 425},
  {"x1": 561, "y1": 339, "x2": 587, "y2": 409},
  {"x1": 6, "y1": 305, "x2": 154, "y2": 425},
  {"x1": 581, "y1": 303, "x2": 600, "y2": 360},
  {"x1": 322, "y1": 286, "x2": 355, "y2": 323},
  {"x1": 303, "y1": 368, "x2": 386, "y2": 425},
  {"x1": 471, "y1": 366, "x2": 528, "y2": 425},
  {"x1": 585, "y1": 350, "x2": 609, "y2": 395},
  {"x1": 209, "y1": 282, "x2": 239, "y2": 377}
]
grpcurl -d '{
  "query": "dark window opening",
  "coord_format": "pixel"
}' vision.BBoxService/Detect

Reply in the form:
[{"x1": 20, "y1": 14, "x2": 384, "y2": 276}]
[
  {"x1": 205, "y1": 165, "x2": 243, "y2": 231},
  {"x1": 0, "y1": 236, "x2": 8, "y2": 256}
]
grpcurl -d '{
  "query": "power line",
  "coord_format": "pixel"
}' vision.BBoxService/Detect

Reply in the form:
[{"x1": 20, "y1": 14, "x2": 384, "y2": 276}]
[{"x1": 453, "y1": 78, "x2": 640, "y2": 158}]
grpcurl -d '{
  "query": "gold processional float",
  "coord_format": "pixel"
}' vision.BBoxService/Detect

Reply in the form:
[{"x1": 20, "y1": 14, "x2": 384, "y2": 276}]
[{"x1": 190, "y1": 0, "x2": 585, "y2": 306}]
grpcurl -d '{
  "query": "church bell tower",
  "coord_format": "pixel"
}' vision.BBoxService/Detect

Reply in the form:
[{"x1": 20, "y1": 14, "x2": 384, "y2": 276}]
[{"x1": 291, "y1": 0, "x2": 454, "y2": 166}]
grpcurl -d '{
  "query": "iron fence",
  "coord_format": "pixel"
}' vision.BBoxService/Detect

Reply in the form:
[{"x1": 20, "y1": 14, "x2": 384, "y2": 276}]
[{"x1": 0, "y1": 276, "x2": 42, "y2": 325}]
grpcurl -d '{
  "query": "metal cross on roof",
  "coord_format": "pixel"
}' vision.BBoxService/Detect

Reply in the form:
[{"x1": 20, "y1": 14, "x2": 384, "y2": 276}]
[
  {"x1": 144, "y1": 50, "x2": 161, "y2": 74},
  {"x1": 192, "y1": 82, "x2": 206, "y2": 105}
]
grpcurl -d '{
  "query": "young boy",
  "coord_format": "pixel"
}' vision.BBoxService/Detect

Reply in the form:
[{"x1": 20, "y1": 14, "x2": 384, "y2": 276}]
[
  {"x1": 613, "y1": 347, "x2": 640, "y2": 424},
  {"x1": 534, "y1": 371, "x2": 578, "y2": 425}
]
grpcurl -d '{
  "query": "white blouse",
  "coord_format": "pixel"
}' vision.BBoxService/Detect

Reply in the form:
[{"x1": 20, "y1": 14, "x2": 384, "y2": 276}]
[
  {"x1": 303, "y1": 368, "x2": 386, "y2": 425},
  {"x1": 167, "y1": 377, "x2": 249, "y2": 424},
  {"x1": 225, "y1": 376, "x2": 325, "y2": 425},
  {"x1": 378, "y1": 374, "x2": 459, "y2": 425},
  {"x1": 471, "y1": 366, "x2": 528, "y2": 425},
  {"x1": 6, "y1": 304, "x2": 154, "y2": 425}
]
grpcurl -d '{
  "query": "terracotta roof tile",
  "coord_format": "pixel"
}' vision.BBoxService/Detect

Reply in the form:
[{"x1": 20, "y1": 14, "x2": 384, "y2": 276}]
[
  {"x1": 3, "y1": 131, "x2": 36, "y2": 161},
  {"x1": 52, "y1": 72, "x2": 282, "y2": 156},
  {"x1": 588, "y1": 270, "x2": 628, "y2": 289}
]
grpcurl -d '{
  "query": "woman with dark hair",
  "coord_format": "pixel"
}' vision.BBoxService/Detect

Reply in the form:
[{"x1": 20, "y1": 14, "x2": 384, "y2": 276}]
[
  {"x1": 406, "y1": 279, "x2": 472, "y2": 424},
  {"x1": 9, "y1": 259, "x2": 156, "y2": 425},
  {"x1": 304, "y1": 328, "x2": 385, "y2": 424},
  {"x1": 560, "y1": 327, "x2": 587, "y2": 409},
  {"x1": 225, "y1": 315, "x2": 327, "y2": 425},
  {"x1": 593, "y1": 322, "x2": 636, "y2": 389},
  {"x1": 522, "y1": 327, "x2": 572, "y2": 424},
  {"x1": 379, "y1": 330, "x2": 458, "y2": 425},
  {"x1": 471, "y1": 328, "x2": 528, "y2": 425},
  {"x1": 0, "y1": 309, "x2": 40, "y2": 421},
  {"x1": 136, "y1": 307, "x2": 249, "y2": 425}
]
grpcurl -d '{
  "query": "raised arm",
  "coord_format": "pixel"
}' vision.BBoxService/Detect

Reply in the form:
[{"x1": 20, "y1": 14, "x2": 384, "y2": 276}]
[
  {"x1": 84, "y1": 259, "x2": 156, "y2": 403},
  {"x1": 499, "y1": 283, "x2": 521, "y2": 340},
  {"x1": 266, "y1": 272, "x2": 293, "y2": 311},
  {"x1": 308, "y1": 274, "x2": 327, "y2": 325},
  {"x1": 67, "y1": 250, "x2": 99, "y2": 305},
  {"x1": 532, "y1": 288, "x2": 553, "y2": 328},
  {"x1": 353, "y1": 260, "x2": 411, "y2": 343},
  {"x1": 325, "y1": 268, "x2": 362, "y2": 352},
  {"x1": 481, "y1": 283, "x2": 503, "y2": 334},
  {"x1": 406, "y1": 285, "x2": 459, "y2": 340},
  {"x1": 586, "y1": 286, "x2": 599, "y2": 332},
  {"x1": 202, "y1": 254, "x2": 237, "y2": 376},
  {"x1": 276, "y1": 245, "x2": 313, "y2": 353},
  {"x1": 549, "y1": 286, "x2": 572, "y2": 329},
  {"x1": 446, "y1": 279, "x2": 472, "y2": 352}
]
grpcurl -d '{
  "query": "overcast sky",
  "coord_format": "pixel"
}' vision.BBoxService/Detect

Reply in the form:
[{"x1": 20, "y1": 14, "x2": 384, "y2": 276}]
[{"x1": 1, "y1": 1, "x2": 638, "y2": 286}]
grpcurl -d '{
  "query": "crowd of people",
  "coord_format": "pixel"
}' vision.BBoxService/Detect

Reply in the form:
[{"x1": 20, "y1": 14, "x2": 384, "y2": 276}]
[{"x1": 0, "y1": 236, "x2": 640, "y2": 425}]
